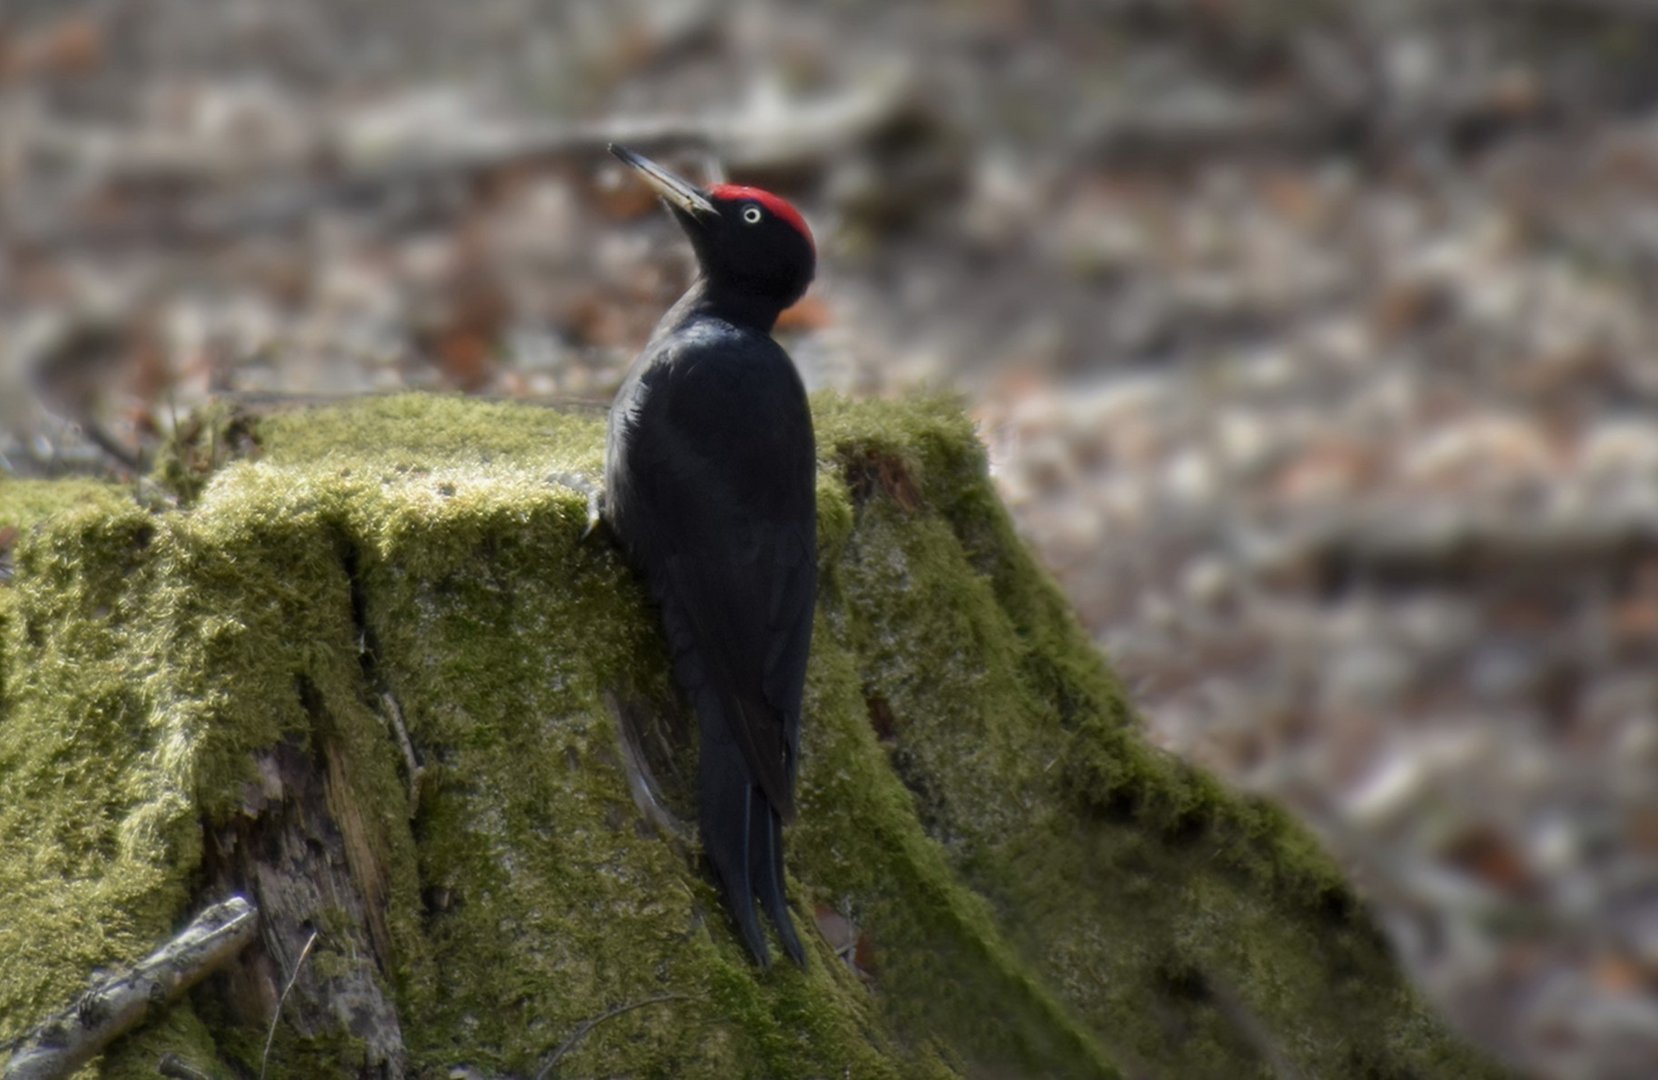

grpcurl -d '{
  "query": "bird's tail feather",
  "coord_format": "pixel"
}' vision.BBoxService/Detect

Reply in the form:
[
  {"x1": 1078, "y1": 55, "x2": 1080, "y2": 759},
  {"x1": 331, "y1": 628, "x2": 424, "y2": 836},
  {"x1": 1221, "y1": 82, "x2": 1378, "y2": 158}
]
[
  {"x1": 700, "y1": 734, "x2": 771, "y2": 966},
  {"x1": 750, "y1": 796, "x2": 806, "y2": 967}
]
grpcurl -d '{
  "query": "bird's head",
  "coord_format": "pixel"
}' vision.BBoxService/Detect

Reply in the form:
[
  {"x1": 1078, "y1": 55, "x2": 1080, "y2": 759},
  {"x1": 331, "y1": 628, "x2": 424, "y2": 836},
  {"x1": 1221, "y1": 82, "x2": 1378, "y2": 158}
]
[{"x1": 610, "y1": 144, "x2": 816, "y2": 317}]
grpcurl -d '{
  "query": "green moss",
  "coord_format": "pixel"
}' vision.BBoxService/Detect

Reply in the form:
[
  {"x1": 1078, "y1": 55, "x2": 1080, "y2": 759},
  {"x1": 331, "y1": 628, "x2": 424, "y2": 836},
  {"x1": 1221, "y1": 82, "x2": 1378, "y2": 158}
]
[
  {"x1": 809, "y1": 397, "x2": 1504, "y2": 1078},
  {"x1": 0, "y1": 476, "x2": 136, "y2": 527},
  {"x1": 0, "y1": 478, "x2": 194, "y2": 1044},
  {"x1": 98, "y1": 1002, "x2": 222, "y2": 1080},
  {"x1": 0, "y1": 394, "x2": 1504, "y2": 1078}
]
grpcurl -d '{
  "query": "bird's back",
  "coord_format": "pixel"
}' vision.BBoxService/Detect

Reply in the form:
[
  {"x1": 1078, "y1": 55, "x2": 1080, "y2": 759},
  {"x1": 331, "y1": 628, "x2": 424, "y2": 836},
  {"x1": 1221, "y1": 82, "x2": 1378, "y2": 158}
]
[{"x1": 605, "y1": 312, "x2": 817, "y2": 817}]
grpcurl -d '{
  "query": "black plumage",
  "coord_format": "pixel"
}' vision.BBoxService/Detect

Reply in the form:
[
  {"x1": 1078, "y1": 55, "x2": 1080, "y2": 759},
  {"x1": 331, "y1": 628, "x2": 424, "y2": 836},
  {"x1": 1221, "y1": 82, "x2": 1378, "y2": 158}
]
[{"x1": 603, "y1": 145, "x2": 817, "y2": 967}]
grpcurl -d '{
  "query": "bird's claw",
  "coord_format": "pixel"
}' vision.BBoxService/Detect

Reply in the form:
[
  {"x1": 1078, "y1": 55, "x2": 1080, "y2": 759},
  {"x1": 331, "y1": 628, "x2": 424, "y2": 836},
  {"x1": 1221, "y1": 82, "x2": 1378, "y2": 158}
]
[
  {"x1": 547, "y1": 470, "x2": 607, "y2": 542},
  {"x1": 582, "y1": 489, "x2": 607, "y2": 542}
]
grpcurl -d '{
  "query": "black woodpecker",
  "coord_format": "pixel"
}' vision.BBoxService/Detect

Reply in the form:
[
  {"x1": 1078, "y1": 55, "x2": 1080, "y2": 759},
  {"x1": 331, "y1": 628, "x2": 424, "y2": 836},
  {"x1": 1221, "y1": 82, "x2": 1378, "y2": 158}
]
[{"x1": 604, "y1": 144, "x2": 817, "y2": 967}]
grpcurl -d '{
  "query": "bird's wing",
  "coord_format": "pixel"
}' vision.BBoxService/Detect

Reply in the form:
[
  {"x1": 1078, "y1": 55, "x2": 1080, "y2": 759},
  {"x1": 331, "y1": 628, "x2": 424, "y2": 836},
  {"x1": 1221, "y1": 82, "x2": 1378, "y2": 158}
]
[
  {"x1": 613, "y1": 334, "x2": 817, "y2": 819},
  {"x1": 660, "y1": 517, "x2": 814, "y2": 819}
]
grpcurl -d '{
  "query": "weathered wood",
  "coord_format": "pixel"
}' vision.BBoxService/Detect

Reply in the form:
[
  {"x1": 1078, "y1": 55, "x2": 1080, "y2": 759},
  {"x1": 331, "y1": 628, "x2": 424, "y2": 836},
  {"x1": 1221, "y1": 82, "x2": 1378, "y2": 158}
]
[
  {"x1": 201, "y1": 723, "x2": 407, "y2": 1078},
  {"x1": 2, "y1": 897, "x2": 257, "y2": 1080}
]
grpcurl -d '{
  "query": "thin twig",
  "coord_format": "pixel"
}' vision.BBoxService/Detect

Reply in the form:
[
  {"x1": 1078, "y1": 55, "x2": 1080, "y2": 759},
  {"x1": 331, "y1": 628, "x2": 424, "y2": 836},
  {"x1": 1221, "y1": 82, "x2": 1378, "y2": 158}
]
[
  {"x1": 2, "y1": 897, "x2": 257, "y2": 1080},
  {"x1": 258, "y1": 930, "x2": 318, "y2": 1080},
  {"x1": 532, "y1": 994, "x2": 682, "y2": 1080},
  {"x1": 380, "y1": 691, "x2": 424, "y2": 815}
]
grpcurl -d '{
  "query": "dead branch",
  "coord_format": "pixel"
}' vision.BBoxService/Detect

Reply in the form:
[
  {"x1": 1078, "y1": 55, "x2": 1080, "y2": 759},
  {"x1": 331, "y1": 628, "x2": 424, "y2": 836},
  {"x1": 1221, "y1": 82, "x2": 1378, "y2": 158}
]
[
  {"x1": 16, "y1": 77, "x2": 916, "y2": 252},
  {"x1": 2, "y1": 897, "x2": 258, "y2": 1080},
  {"x1": 380, "y1": 691, "x2": 425, "y2": 816}
]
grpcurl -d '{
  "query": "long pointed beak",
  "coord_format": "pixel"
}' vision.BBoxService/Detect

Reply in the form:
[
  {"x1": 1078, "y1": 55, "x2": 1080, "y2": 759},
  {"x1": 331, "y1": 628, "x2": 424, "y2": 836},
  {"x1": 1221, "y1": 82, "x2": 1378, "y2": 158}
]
[{"x1": 609, "y1": 144, "x2": 716, "y2": 219}]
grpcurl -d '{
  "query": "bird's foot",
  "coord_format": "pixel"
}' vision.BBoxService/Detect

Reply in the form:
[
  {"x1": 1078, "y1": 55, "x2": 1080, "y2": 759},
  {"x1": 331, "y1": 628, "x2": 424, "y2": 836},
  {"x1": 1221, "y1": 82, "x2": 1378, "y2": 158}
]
[
  {"x1": 581, "y1": 488, "x2": 607, "y2": 541},
  {"x1": 546, "y1": 471, "x2": 608, "y2": 541}
]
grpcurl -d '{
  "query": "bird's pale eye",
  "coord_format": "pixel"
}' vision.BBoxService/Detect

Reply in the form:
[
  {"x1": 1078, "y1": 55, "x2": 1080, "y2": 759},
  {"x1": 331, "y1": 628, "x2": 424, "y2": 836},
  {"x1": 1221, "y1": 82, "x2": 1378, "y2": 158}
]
[{"x1": 742, "y1": 205, "x2": 763, "y2": 224}]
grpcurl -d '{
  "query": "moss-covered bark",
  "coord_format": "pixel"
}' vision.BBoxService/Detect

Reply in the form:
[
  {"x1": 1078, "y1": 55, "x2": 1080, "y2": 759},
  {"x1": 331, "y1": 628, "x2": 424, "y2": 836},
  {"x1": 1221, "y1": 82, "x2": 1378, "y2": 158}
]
[{"x1": 0, "y1": 394, "x2": 1504, "y2": 1078}]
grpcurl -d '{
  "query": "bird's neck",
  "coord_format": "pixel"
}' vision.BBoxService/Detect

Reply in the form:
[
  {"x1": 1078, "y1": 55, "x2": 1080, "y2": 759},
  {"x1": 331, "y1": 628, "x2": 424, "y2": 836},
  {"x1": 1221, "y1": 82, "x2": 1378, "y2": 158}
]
[{"x1": 662, "y1": 276, "x2": 784, "y2": 335}]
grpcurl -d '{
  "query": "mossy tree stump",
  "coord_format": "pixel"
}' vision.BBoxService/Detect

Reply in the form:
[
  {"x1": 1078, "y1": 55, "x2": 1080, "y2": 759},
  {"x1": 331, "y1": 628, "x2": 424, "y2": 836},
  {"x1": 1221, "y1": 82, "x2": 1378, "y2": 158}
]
[{"x1": 0, "y1": 395, "x2": 1503, "y2": 1078}]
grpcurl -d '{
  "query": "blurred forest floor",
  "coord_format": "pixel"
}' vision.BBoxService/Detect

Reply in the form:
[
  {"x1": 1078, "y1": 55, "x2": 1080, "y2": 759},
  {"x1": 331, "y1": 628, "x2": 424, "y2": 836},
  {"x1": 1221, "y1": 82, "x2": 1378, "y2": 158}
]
[{"x1": 3, "y1": 2, "x2": 1658, "y2": 1076}]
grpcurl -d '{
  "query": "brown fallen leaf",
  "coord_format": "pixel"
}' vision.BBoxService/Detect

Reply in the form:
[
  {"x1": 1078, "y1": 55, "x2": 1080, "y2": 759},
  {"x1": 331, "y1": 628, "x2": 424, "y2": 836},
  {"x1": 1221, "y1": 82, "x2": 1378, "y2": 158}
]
[
  {"x1": 1591, "y1": 952, "x2": 1643, "y2": 996},
  {"x1": 1440, "y1": 824, "x2": 1534, "y2": 893},
  {"x1": 776, "y1": 295, "x2": 832, "y2": 333},
  {"x1": 1, "y1": 14, "x2": 104, "y2": 82},
  {"x1": 813, "y1": 904, "x2": 855, "y2": 956},
  {"x1": 432, "y1": 329, "x2": 495, "y2": 392},
  {"x1": 812, "y1": 904, "x2": 875, "y2": 978}
]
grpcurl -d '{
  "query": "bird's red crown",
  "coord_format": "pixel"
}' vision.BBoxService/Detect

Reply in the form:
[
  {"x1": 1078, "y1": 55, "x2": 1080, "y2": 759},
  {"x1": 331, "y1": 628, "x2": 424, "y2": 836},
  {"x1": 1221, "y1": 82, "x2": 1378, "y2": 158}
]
[{"x1": 709, "y1": 184, "x2": 815, "y2": 254}]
